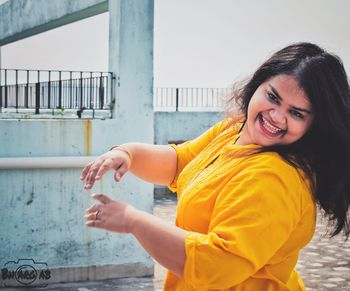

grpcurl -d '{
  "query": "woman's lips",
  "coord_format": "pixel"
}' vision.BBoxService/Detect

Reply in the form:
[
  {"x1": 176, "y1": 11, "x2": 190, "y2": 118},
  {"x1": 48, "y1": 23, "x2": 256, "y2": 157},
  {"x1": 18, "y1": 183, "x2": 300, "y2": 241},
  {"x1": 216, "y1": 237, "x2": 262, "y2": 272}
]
[{"x1": 258, "y1": 113, "x2": 285, "y2": 138}]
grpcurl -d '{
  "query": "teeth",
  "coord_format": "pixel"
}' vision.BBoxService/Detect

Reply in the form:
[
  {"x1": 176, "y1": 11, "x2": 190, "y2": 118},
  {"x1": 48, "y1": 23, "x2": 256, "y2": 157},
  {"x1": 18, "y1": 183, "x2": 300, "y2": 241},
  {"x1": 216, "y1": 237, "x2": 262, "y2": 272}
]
[{"x1": 261, "y1": 115, "x2": 283, "y2": 134}]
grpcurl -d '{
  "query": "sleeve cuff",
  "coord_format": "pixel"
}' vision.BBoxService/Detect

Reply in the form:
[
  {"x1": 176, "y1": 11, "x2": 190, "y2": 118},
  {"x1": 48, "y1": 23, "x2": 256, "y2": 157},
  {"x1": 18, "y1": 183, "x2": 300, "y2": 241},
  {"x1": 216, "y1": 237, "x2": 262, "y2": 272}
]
[
  {"x1": 167, "y1": 144, "x2": 180, "y2": 193},
  {"x1": 183, "y1": 231, "x2": 205, "y2": 288}
]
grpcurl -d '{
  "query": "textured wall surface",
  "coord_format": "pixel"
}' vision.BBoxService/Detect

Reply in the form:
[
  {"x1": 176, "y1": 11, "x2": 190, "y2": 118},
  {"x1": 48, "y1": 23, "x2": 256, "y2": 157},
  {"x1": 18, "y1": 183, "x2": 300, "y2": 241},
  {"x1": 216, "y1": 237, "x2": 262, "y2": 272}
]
[
  {"x1": 0, "y1": 118, "x2": 155, "y2": 286},
  {"x1": 0, "y1": 0, "x2": 154, "y2": 286}
]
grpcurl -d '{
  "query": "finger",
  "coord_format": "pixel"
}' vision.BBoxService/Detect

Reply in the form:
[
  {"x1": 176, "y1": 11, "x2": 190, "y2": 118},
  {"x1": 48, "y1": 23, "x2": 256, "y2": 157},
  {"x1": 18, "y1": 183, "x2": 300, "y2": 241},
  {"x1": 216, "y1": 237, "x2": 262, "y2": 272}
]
[
  {"x1": 85, "y1": 220, "x2": 104, "y2": 228},
  {"x1": 84, "y1": 169, "x2": 96, "y2": 189},
  {"x1": 80, "y1": 162, "x2": 93, "y2": 181},
  {"x1": 114, "y1": 162, "x2": 129, "y2": 182},
  {"x1": 91, "y1": 193, "x2": 111, "y2": 204},
  {"x1": 84, "y1": 212, "x2": 98, "y2": 221},
  {"x1": 84, "y1": 177, "x2": 94, "y2": 190},
  {"x1": 84, "y1": 162, "x2": 104, "y2": 189},
  {"x1": 95, "y1": 159, "x2": 114, "y2": 180},
  {"x1": 85, "y1": 204, "x2": 101, "y2": 214}
]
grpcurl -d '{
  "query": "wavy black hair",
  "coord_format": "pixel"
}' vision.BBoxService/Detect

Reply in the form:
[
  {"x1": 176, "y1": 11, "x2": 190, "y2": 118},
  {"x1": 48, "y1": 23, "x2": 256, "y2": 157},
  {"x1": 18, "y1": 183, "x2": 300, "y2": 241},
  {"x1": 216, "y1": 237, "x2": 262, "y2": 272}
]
[{"x1": 226, "y1": 42, "x2": 350, "y2": 239}]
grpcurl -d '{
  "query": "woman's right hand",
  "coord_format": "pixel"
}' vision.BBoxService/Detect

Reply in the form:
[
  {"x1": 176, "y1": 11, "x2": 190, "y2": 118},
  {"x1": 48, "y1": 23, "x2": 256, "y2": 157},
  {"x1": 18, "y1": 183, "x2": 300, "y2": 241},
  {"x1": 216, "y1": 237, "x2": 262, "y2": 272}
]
[{"x1": 80, "y1": 147, "x2": 132, "y2": 190}]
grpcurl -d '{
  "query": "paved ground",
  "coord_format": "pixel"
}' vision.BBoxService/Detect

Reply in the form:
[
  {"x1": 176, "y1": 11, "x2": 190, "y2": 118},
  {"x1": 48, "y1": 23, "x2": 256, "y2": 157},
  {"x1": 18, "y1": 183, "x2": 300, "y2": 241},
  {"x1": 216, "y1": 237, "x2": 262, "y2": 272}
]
[
  {"x1": 297, "y1": 214, "x2": 350, "y2": 290},
  {"x1": 3, "y1": 193, "x2": 350, "y2": 290}
]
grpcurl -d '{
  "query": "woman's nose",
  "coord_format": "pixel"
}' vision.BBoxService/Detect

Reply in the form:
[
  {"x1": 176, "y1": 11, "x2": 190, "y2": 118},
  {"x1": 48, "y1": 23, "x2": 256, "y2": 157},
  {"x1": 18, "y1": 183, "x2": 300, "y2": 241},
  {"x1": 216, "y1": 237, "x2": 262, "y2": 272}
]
[{"x1": 269, "y1": 109, "x2": 286, "y2": 125}]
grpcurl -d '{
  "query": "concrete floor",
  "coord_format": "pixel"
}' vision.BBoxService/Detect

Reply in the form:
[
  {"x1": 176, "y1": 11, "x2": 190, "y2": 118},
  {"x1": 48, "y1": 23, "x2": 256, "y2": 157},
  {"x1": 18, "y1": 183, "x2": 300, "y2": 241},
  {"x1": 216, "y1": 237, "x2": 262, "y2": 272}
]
[{"x1": 2, "y1": 193, "x2": 350, "y2": 291}]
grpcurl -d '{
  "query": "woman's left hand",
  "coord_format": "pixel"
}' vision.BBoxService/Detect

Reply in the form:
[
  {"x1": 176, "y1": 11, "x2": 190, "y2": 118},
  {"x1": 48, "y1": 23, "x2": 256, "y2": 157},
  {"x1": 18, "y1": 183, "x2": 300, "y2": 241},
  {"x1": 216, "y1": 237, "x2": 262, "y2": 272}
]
[{"x1": 84, "y1": 193, "x2": 138, "y2": 233}]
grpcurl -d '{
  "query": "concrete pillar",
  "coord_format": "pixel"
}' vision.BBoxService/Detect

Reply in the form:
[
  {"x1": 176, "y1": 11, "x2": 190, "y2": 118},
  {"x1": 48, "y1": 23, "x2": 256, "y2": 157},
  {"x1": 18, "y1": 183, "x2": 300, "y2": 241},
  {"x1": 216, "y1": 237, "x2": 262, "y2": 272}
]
[{"x1": 109, "y1": 0, "x2": 154, "y2": 142}]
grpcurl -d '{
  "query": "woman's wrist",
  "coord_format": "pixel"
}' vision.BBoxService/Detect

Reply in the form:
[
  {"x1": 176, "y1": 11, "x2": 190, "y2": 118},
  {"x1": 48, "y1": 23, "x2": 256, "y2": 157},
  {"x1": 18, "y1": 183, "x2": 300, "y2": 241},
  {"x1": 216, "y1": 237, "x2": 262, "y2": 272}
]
[
  {"x1": 126, "y1": 208, "x2": 143, "y2": 234},
  {"x1": 109, "y1": 145, "x2": 133, "y2": 161}
]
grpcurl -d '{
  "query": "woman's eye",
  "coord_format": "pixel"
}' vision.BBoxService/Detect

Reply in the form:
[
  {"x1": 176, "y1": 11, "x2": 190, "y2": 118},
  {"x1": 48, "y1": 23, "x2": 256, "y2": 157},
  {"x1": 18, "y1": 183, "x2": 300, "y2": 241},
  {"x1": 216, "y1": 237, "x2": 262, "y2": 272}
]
[
  {"x1": 290, "y1": 110, "x2": 304, "y2": 119},
  {"x1": 267, "y1": 93, "x2": 279, "y2": 103}
]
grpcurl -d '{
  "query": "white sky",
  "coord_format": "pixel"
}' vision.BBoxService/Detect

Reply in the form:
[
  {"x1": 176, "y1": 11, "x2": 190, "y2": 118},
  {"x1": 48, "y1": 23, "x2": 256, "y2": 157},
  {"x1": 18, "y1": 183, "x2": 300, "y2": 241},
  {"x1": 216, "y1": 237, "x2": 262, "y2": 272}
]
[{"x1": 1, "y1": 0, "x2": 350, "y2": 87}]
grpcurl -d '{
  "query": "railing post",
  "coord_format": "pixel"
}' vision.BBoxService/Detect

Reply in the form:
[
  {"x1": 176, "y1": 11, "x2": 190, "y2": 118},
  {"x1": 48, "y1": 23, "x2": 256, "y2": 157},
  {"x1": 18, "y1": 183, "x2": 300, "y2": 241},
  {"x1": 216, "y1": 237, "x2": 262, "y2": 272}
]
[
  {"x1": 99, "y1": 73, "x2": 104, "y2": 109},
  {"x1": 175, "y1": 88, "x2": 179, "y2": 111},
  {"x1": 35, "y1": 82, "x2": 40, "y2": 114},
  {"x1": 15, "y1": 69, "x2": 18, "y2": 113},
  {"x1": 110, "y1": 73, "x2": 114, "y2": 106},
  {"x1": 69, "y1": 71, "x2": 72, "y2": 108},
  {"x1": 80, "y1": 71, "x2": 83, "y2": 111},
  {"x1": 89, "y1": 72, "x2": 93, "y2": 109},
  {"x1": 25, "y1": 70, "x2": 29, "y2": 108},
  {"x1": 86, "y1": 72, "x2": 93, "y2": 109},
  {"x1": 58, "y1": 71, "x2": 62, "y2": 109},
  {"x1": 91, "y1": 73, "x2": 96, "y2": 118},
  {"x1": 4, "y1": 69, "x2": 7, "y2": 108},
  {"x1": 48, "y1": 71, "x2": 51, "y2": 109}
]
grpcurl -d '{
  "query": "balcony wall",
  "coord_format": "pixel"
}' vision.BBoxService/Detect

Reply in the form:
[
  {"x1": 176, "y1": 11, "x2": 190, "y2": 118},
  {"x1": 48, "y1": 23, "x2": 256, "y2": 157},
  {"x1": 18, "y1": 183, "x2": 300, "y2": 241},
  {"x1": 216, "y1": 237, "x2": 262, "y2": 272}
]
[
  {"x1": 0, "y1": 0, "x2": 154, "y2": 287},
  {"x1": 0, "y1": 119, "x2": 154, "y2": 286}
]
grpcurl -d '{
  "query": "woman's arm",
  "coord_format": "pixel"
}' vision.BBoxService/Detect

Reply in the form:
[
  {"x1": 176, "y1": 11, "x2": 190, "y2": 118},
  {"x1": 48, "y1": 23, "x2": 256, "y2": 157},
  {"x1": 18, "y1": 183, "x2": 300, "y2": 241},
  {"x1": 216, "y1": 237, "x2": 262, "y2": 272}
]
[
  {"x1": 131, "y1": 207, "x2": 186, "y2": 278},
  {"x1": 85, "y1": 193, "x2": 186, "y2": 278},
  {"x1": 124, "y1": 143, "x2": 178, "y2": 185},
  {"x1": 81, "y1": 119, "x2": 229, "y2": 189},
  {"x1": 81, "y1": 143, "x2": 177, "y2": 189}
]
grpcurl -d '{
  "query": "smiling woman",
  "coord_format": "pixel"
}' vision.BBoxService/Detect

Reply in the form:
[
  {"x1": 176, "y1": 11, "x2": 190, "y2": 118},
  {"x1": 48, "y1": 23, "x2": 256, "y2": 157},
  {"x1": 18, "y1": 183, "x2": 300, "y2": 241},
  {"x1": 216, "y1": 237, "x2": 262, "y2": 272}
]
[
  {"x1": 81, "y1": 42, "x2": 350, "y2": 291},
  {"x1": 226, "y1": 42, "x2": 350, "y2": 239}
]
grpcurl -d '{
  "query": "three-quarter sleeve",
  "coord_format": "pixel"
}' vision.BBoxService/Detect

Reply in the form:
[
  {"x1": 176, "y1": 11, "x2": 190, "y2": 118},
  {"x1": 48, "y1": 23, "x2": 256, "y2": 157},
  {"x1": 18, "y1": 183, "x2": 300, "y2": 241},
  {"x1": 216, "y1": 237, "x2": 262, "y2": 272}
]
[
  {"x1": 183, "y1": 159, "x2": 303, "y2": 289},
  {"x1": 168, "y1": 119, "x2": 229, "y2": 192}
]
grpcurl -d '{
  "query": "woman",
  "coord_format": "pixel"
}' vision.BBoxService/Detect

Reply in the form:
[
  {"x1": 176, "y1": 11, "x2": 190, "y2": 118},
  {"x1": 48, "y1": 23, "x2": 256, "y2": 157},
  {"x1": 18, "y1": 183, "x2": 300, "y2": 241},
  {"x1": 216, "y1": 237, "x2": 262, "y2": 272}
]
[{"x1": 81, "y1": 43, "x2": 350, "y2": 290}]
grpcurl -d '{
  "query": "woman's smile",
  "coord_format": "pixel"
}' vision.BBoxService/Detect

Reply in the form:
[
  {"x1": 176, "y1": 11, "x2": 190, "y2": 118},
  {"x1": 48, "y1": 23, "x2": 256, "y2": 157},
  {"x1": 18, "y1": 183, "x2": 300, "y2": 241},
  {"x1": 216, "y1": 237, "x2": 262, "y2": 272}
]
[{"x1": 257, "y1": 113, "x2": 285, "y2": 138}]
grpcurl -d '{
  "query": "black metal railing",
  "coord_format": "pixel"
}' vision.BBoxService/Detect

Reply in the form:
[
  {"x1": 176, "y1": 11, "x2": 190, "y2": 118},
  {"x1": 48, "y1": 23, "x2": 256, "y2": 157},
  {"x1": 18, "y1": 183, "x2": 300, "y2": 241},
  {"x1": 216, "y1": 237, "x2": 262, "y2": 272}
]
[
  {"x1": 154, "y1": 87, "x2": 233, "y2": 111},
  {"x1": 0, "y1": 69, "x2": 114, "y2": 117}
]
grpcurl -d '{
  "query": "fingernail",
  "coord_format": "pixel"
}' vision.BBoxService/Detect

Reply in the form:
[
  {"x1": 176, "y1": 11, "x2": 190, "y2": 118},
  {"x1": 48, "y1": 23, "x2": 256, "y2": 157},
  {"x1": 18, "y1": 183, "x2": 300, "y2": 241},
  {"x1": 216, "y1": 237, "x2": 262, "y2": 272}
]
[{"x1": 96, "y1": 176, "x2": 100, "y2": 180}]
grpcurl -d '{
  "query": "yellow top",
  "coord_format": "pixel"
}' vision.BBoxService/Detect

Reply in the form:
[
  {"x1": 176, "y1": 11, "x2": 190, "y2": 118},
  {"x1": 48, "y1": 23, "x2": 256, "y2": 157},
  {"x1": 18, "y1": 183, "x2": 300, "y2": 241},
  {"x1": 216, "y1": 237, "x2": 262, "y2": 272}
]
[{"x1": 164, "y1": 119, "x2": 316, "y2": 291}]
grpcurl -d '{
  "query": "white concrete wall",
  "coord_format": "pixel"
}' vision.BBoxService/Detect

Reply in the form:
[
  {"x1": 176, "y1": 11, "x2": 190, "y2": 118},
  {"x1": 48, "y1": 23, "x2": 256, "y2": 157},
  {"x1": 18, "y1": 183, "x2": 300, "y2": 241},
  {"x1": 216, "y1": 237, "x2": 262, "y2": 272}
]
[
  {"x1": 154, "y1": 112, "x2": 224, "y2": 145},
  {"x1": 0, "y1": 0, "x2": 154, "y2": 286}
]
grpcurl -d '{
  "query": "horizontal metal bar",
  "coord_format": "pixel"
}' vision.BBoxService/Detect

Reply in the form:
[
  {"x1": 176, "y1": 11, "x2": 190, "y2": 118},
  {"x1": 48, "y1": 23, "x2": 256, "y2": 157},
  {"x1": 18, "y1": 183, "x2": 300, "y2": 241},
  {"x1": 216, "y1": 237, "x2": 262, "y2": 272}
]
[
  {"x1": 1, "y1": 68, "x2": 113, "y2": 74},
  {"x1": 0, "y1": 156, "x2": 98, "y2": 169}
]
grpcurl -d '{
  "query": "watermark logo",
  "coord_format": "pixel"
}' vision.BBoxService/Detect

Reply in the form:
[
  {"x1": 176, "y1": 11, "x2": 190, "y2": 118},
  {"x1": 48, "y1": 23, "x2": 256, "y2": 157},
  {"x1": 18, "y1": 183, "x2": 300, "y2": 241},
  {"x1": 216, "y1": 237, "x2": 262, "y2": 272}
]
[{"x1": 1, "y1": 259, "x2": 51, "y2": 287}]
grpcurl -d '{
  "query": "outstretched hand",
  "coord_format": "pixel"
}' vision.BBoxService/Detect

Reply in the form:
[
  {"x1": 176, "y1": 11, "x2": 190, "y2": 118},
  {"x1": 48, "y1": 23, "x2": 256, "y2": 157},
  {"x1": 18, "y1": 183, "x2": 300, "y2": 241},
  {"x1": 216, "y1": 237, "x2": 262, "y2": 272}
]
[
  {"x1": 80, "y1": 148, "x2": 131, "y2": 189},
  {"x1": 84, "y1": 193, "x2": 138, "y2": 233}
]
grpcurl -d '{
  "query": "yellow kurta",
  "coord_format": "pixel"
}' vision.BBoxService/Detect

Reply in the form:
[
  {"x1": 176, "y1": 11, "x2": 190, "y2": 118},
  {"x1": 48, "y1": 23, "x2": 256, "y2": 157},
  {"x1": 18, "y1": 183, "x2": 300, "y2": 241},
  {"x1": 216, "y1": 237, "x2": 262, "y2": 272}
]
[{"x1": 164, "y1": 119, "x2": 316, "y2": 291}]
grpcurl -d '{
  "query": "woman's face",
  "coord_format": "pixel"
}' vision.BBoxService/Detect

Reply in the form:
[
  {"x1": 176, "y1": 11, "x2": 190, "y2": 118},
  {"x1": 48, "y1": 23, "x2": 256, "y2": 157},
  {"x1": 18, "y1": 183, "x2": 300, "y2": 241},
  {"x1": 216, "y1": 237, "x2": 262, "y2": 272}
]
[{"x1": 238, "y1": 74, "x2": 314, "y2": 147}]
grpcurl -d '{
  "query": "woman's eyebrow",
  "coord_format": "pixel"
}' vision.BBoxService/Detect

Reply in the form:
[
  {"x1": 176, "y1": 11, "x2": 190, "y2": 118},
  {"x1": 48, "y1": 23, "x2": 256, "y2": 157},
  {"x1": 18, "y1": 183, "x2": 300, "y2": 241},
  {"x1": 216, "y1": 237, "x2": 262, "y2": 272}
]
[
  {"x1": 290, "y1": 105, "x2": 312, "y2": 114},
  {"x1": 268, "y1": 84, "x2": 312, "y2": 114},
  {"x1": 268, "y1": 84, "x2": 283, "y2": 101}
]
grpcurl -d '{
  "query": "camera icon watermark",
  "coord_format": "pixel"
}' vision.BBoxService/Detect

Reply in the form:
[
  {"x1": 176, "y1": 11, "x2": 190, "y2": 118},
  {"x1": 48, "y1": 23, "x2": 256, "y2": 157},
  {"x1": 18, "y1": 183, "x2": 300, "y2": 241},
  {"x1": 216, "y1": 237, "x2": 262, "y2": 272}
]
[{"x1": 1, "y1": 259, "x2": 51, "y2": 287}]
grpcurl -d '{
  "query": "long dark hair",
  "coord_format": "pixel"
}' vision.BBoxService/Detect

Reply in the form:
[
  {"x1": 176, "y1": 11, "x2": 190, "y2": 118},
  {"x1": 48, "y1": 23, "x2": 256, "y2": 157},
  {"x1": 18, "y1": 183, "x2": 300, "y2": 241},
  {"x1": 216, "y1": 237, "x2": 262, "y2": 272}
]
[{"x1": 226, "y1": 42, "x2": 350, "y2": 239}]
